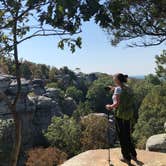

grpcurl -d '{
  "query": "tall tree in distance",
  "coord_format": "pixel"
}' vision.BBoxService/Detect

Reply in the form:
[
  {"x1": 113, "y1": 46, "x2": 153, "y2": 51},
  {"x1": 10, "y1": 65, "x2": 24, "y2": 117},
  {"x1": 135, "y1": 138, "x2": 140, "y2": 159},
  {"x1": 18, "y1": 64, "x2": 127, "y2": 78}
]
[
  {"x1": 0, "y1": 56, "x2": 9, "y2": 73},
  {"x1": 155, "y1": 50, "x2": 166, "y2": 80}
]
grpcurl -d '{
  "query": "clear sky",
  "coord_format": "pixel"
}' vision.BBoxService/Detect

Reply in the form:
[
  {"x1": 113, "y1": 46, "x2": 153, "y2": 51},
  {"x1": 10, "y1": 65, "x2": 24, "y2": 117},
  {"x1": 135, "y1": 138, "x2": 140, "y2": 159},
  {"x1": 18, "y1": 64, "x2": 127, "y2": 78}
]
[{"x1": 18, "y1": 20, "x2": 165, "y2": 76}]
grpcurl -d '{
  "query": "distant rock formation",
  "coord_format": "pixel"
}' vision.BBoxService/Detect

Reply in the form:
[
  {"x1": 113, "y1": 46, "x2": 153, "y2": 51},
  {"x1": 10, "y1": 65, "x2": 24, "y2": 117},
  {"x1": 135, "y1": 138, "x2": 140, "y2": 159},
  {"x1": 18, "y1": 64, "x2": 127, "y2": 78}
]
[
  {"x1": 61, "y1": 148, "x2": 166, "y2": 166},
  {"x1": 0, "y1": 74, "x2": 77, "y2": 165}
]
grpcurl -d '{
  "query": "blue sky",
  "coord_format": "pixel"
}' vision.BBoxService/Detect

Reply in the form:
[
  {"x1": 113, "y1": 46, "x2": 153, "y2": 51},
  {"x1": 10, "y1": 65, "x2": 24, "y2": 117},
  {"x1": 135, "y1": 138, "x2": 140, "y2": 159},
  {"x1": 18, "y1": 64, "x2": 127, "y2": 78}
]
[{"x1": 18, "y1": 20, "x2": 165, "y2": 76}]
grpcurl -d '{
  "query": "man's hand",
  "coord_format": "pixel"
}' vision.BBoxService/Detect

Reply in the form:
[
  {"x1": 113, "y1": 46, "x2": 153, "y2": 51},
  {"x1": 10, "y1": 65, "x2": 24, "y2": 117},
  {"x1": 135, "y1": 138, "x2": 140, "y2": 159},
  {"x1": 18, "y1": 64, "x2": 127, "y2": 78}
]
[{"x1": 105, "y1": 104, "x2": 113, "y2": 111}]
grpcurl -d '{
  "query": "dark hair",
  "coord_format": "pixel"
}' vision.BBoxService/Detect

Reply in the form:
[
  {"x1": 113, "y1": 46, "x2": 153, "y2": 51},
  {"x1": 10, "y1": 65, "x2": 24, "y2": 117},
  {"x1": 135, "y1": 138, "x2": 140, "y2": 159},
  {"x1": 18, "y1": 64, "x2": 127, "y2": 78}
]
[{"x1": 115, "y1": 73, "x2": 128, "y2": 83}]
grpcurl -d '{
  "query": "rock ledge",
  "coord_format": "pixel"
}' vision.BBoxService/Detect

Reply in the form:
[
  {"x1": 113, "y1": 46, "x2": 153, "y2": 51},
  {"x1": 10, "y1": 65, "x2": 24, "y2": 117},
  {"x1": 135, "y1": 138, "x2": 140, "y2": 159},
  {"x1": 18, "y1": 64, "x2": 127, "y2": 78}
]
[{"x1": 61, "y1": 148, "x2": 166, "y2": 166}]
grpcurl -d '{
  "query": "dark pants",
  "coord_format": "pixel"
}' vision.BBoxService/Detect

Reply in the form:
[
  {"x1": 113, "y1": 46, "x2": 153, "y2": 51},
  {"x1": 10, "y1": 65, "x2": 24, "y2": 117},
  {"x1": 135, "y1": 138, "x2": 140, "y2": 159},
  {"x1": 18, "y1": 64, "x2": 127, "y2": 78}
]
[{"x1": 115, "y1": 117, "x2": 137, "y2": 161}]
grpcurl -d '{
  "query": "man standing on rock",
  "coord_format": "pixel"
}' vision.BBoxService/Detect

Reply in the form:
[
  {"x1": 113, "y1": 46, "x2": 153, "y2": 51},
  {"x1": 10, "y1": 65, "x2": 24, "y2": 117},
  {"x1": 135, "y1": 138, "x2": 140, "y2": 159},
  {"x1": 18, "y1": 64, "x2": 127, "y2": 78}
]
[{"x1": 105, "y1": 73, "x2": 137, "y2": 166}]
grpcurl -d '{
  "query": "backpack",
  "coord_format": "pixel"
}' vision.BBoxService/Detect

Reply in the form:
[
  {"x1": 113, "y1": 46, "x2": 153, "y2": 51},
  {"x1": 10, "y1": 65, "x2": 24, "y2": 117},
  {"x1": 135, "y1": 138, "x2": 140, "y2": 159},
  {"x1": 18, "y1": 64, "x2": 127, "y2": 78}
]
[{"x1": 114, "y1": 86, "x2": 134, "y2": 120}]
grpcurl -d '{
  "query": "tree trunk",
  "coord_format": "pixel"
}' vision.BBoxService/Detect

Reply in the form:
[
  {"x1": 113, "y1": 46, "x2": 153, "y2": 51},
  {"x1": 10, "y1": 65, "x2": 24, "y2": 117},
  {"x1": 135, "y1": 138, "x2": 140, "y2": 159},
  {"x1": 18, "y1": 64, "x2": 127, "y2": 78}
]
[
  {"x1": 10, "y1": 16, "x2": 22, "y2": 166},
  {"x1": 10, "y1": 112, "x2": 22, "y2": 166}
]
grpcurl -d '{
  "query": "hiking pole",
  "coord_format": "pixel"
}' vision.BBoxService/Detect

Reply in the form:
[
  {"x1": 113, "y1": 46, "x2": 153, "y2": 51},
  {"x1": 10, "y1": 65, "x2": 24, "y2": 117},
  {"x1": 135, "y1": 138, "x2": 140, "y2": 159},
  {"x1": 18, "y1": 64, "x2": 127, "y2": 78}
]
[{"x1": 107, "y1": 110, "x2": 114, "y2": 166}]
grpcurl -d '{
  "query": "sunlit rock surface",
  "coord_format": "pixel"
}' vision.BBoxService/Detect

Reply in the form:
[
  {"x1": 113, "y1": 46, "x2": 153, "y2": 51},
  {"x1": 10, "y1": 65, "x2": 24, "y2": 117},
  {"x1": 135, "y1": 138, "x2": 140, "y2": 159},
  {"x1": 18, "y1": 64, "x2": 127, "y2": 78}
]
[
  {"x1": 146, "y1": 134, "x2": 166, "y2": 153},
  {"x1": 61, "y1": 148, "x2": 166, "y2": 166}
]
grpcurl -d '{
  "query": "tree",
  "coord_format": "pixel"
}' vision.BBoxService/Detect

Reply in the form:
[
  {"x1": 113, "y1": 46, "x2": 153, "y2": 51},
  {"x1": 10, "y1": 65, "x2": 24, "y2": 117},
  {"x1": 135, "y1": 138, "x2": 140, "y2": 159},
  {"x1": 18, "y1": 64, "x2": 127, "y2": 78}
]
[
  {"x1": 0, "y1": 1, "x2": 107, "y2": 165},
  {"x1": 44, "y1": 115, "x2": 82, "y2": 157},
  {"x1": 145, "y1": 74, "x2": 161, "y2": 85},
  {"x1": 20, "y1": 61, "x2": 32, "y2": 79},
  {"x1": 39, "y1": 64, "x2": 50, "y2": 79},
  {"x1": 128, "y1": 78, "x2": 153, "y2": 121},
  {"x1": 80, "y1": 114, "x2": 109, "y2": 151},
  {"x1": 155, "y1": 50, "x2": 166, "y2": 80},
  {"x1": 25, "y1": 63, "x2": 50, "y2": 79},
  {"x1": 72, "y1": 102, "x2": 93, "y2": 120},
  {"x1": 103, "y1": 0, "x2": 166, "y2": 47},
  {"x1": 133, "y1": 84, "x2": 166, "y2": 149},
  {"x1": 49, "y1": 67, "x2": 58, "y2": 82},
  {"x1": 59, "y1": 66, "x2": 77, "y2": 80},
  {"x1": 86, "y1": 74, "x2": 113, "y2": 113},
  {"x1": 0, "y1": 56, "x2": 9, "y2": 73},
  {"x1": 66, "y1": 86, "x2": 84, "y2": 103},
  {"x1": 5, "y1": 57, "x2": 16, "y2": 75},
  {"x1": 26, "y1": 147, "x2": 67, "y2": 166}
]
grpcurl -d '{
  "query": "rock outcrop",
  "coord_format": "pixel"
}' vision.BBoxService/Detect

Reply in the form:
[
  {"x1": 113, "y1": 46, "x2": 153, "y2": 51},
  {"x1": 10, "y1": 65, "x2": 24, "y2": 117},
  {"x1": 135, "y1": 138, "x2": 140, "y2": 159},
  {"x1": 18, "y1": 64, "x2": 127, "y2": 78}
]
[
  {"x1": 62, "y1": 97, "x2": 77, "y2": 116},
  {"x1": 0, "y1": 75, "x2": 11, "y2": 92},
  {"x1": 0, "y1": 75, "x2": 80, "y2": 144},
  {"x1": 146, "y1": 122, "x2": 166, "y2": 153},
  {"x1": 0, "y1": 74, "x2": 75, "y2": 165},
  {"x1": 61, "y1": 148, "x2": 166, "y2": 166},
  {"x1": 146, "y1": 134, "x2": 166, "y2": 153},
  {"x1": 32, "y1": 79, "x2": 46, "y2": 95}
]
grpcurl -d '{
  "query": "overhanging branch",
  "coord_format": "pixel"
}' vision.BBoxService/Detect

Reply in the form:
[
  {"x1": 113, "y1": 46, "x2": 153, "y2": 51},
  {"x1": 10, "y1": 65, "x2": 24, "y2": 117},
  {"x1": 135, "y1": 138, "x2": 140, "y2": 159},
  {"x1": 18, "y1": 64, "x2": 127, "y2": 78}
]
[{"x1": 18, "y1": 29, "x2": 82, "y2": 45}]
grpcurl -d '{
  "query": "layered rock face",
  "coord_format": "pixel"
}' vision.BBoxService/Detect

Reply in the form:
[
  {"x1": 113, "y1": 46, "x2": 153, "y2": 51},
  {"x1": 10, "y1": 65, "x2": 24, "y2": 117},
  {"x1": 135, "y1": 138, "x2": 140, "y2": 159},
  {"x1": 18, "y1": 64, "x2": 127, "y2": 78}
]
[
  {"x1": 0, "y1": 74, "x2": 63, "y2": 120},
  {"x1": 0, "y1": 74, "x2": 77, "y2": 165}
]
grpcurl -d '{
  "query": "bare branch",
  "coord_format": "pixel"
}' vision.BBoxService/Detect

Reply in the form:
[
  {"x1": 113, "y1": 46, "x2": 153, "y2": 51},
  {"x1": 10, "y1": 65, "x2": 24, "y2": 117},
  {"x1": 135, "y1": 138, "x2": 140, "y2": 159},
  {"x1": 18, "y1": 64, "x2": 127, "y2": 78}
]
[
  {"x1": 17, "y1": 29, "x2": 82, "y2": 45},
  {"x1": 127, "y1": 37, "x2": 166, "y2": 47}
]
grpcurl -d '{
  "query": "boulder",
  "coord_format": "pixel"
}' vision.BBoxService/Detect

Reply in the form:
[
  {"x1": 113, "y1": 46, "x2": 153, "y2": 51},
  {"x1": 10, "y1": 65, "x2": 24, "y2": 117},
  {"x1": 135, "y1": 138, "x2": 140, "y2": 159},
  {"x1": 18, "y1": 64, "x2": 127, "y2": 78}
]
[
  {"x1": 0, "y1": 101, "x2": 8, "y2": 113},
  {"x1": 32, "y1": 86, "x2": 46, "y2": 96},
  {"x1": 32, "y1": 79, "x2": 45, "y2": 87},
  {"x1": 16, "y1": 96, "x2": 36, "y2": 112},
  {"x1": 29, "y1": 95, "x2": 62, "y2": 116},
  {"x1": 44, "y1": 88, "x2": 61, "y2": 99},
  {"x1": 146, "y1": 134, "x2": 166, "y2": 153},
  {"x1": 61, "y1": 148, "x2": 166, "y2": 166},
  {"x1": 7, "y1": 78, "x2": 32, "y2": 95},
  {"x1": 0, "y1": 74, "x2": 11, "y2": 92},
  {"x1": 32, "y1": 79, "x2": 46, "y2": 95},
  {"x1": 0, "y1": 100, "x2": 11, "y2": 118},
  {"x1": 62, "y1": 97, "x2": 77, "y2": 116},
  {"x1": 36, "y1": 96, "x2": 52, "y2": 109}
]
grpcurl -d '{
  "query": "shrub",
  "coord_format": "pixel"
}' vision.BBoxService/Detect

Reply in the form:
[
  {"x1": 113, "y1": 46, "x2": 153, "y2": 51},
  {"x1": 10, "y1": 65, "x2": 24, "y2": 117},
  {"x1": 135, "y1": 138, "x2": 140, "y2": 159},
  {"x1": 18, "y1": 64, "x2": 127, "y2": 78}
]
[
  {"x1": 45, "y1": 114, "x2": 111, "y2": 157},
  {"x1": 86, "y1": 74, "x2": 113, "y2": 113},
  {"x1": 26, "y1": 147, "x2": 67, "y2": 166},
  {"x1": 46, "y1": 82, "x2": 59, "y2": 88},
  {"x1": 65, "y1": 86, "x2": 84, "y2": 103},
  {"x1": 80, "y1": 114, "x2": 109, "y2": 151},
  {"x1": 133, "y1": 85, "x2": 166, "y2": 149},
  {"x1": 44, "y1": 116, "x2": 82, "y2": 157},
  {"x1": 72, "y1": 102, "x2": 93, "y2": 120},
  {"x1": 0, "y1": 119, "x2": 14, "y2": 164}
]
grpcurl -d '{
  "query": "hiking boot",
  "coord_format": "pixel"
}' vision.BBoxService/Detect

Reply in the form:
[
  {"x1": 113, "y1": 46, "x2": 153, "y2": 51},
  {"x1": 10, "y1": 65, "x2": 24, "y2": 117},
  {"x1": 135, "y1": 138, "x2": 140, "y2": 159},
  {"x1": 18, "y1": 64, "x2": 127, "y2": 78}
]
[
  {"x1": 131, "y1": 155, "x2": 138, "y2": 161},
  {"x1": 120, "y1": 157, "x2": 132, "y2": 166}
]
